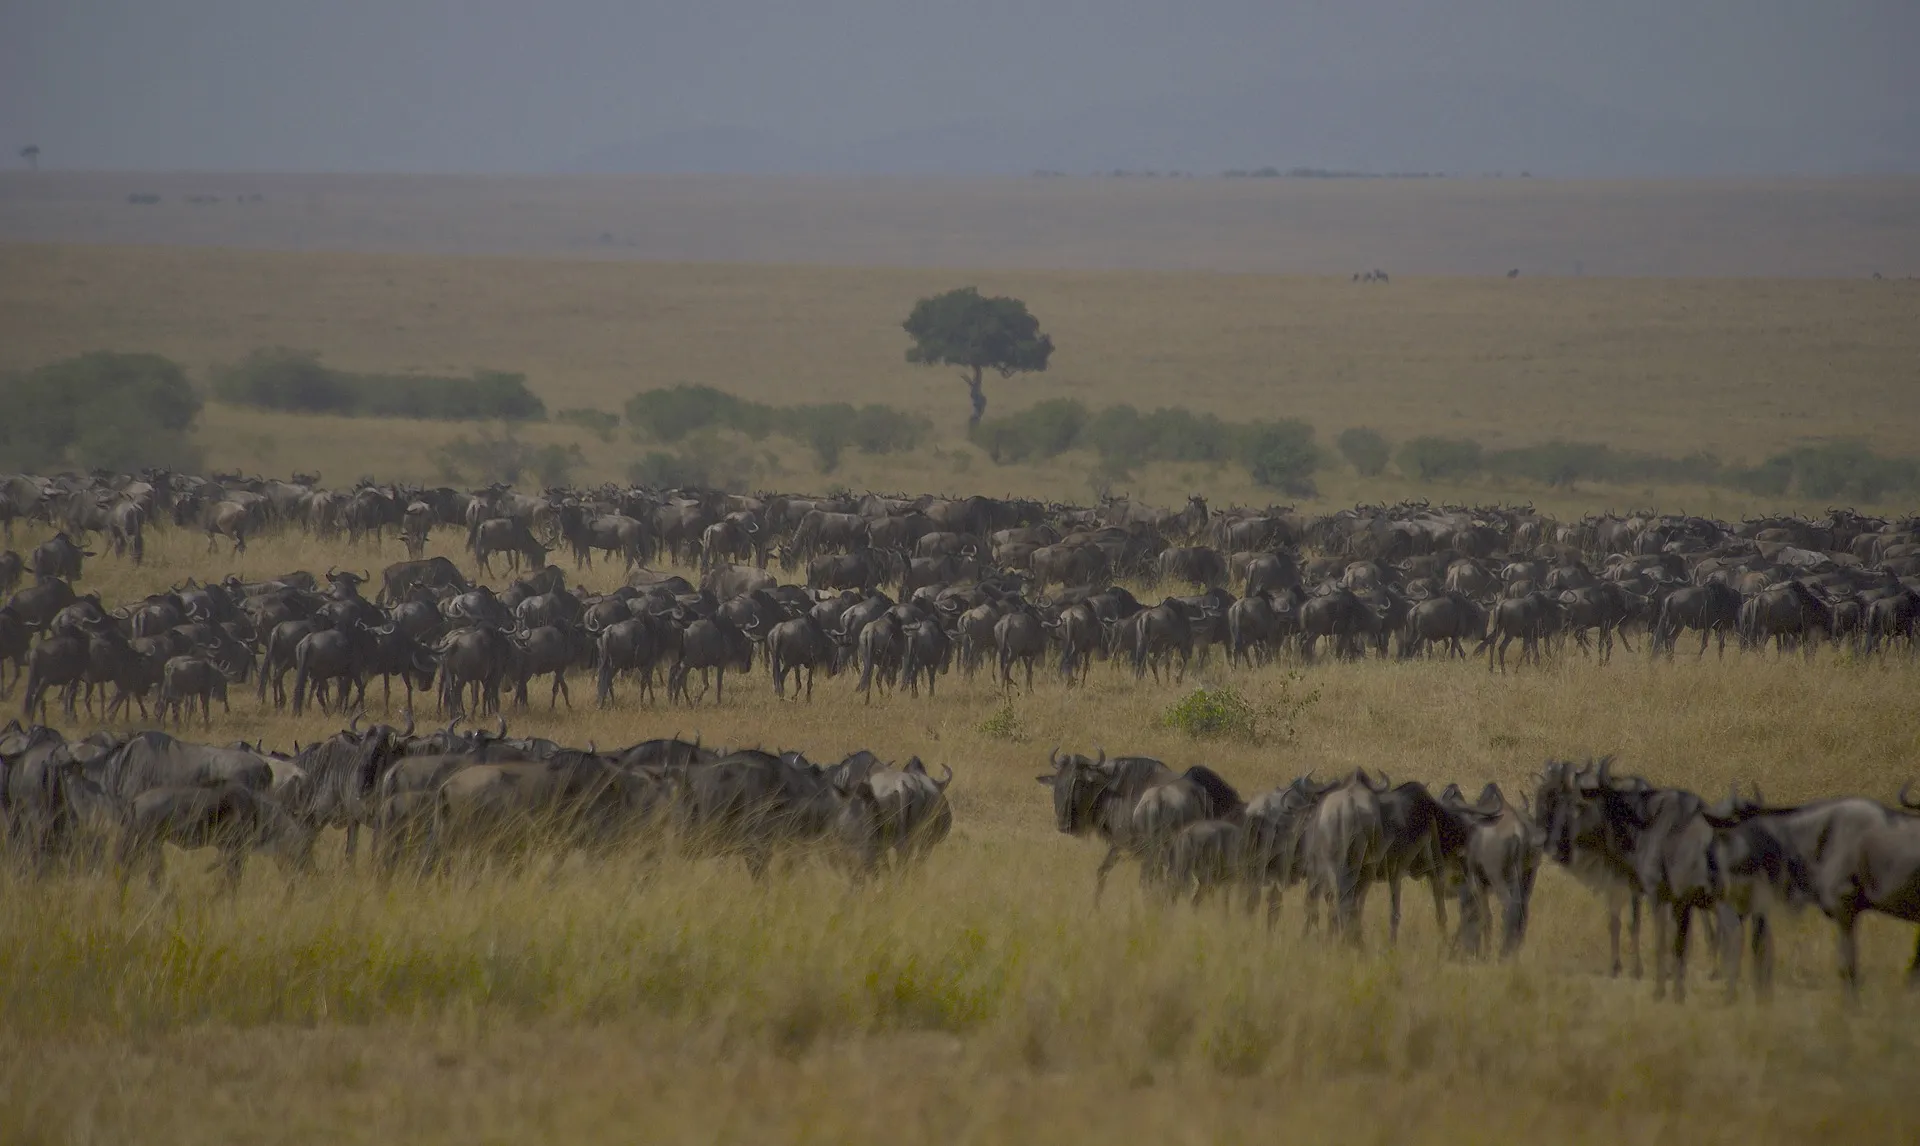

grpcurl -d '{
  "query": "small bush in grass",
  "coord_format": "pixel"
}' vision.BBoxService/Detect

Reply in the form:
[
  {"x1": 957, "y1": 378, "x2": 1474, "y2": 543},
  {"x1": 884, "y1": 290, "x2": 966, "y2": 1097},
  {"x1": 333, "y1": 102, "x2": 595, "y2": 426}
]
[
  {"x1": 1161, "y1": 676, "x2": 1318, "y2": 743},
  {"x1": 976, "y1": 700, "x2": 1028, "y2": 742},
  {"x1": 1336, "y1": 427, "x2": 1391, "y2": 476},
  {"x1": 1161, "y1": 687, "x2": 1260, "y2": 740},
  {"x1": 1396, "y1": 435, "x2": 1484, "y2": 480},
  {"x1": 555, "y1": 407, "x2": 620, "y2": 441}
]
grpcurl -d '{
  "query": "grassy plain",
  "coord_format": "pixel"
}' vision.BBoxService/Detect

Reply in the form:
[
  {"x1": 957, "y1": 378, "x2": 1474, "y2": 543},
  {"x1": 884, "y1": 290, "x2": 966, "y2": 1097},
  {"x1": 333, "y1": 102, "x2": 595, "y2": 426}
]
[
  {"x1": 4, "y1": 171, "x2": 1918, "y2": 277},
  {"x1": 3, "y1": 521, "x2": 1920, "y2": 1144},
  {"x1": 3, "y1": 240, "x2": 1919, "y2": 516},
  {"x1": 2, "y1": 172, "x2": 1919, "y2": 1141}
]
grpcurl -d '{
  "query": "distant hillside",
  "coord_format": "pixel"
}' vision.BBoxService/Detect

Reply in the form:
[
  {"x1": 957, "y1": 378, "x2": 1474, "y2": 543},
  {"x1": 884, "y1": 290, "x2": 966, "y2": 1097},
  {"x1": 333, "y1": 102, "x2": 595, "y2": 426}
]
[{"x1": 572, "y1": 74, "x2": 1914, "y2": 178}]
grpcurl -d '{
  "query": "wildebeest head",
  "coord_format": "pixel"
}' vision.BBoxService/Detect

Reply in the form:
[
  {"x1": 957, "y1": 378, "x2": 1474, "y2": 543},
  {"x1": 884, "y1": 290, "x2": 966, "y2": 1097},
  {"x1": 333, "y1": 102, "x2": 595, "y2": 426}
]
[{"x1": 1036, "y1": 747, "x2": 1106, "y2": 835}]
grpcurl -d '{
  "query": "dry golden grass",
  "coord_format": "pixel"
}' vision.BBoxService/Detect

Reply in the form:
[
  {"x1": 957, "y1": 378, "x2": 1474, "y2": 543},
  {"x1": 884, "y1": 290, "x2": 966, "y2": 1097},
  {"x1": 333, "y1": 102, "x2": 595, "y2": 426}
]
[
  {"x1": 3, "y1": 239, "x2": 1920, "y2": 515},
  {"x1": 4, "y1": 171, "x2": 1918, "y2": 277},
  {"x1": 4, "y1": 522, "x2": 1920, "y2": 1144},
  {"x1": 3, "y1": 174, "x2": 1919, "y2": 1139}
]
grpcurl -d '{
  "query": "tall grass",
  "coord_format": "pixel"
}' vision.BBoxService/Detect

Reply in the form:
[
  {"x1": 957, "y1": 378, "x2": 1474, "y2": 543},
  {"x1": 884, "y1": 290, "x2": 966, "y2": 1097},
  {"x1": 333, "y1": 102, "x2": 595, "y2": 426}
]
[{"x1": 4, "y1": 519, "x2": 1920, "y2": 1141}]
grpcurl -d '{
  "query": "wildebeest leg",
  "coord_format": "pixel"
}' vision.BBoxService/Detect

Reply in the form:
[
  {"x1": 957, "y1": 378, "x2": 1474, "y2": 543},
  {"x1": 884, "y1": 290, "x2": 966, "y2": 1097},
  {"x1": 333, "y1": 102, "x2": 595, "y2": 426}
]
[
  {"x1": 1387, "y1": 873, "x2": 1403, "y2": 945},
  {"x1": 1091, "y1": 845, "x2": 1123, "y2": 905},
  {"x1": 1669, "y1": 903, "x2": 1693, "y2": 1002},
  {"x1": 1652, "y1": 903, "x2": 1671, "y2": 999},
  {"x1": 1606, "y1": 888, "x2": 1624, "y2": 976},
  {"x1": 1751, "y1": 912, "x2": 1775, "y2": 1000},
  {"x1": 1833, "y1": 908, "x2": 1864, "y2": 997},
  {"x1": 1717, "y1": 902, "x2": 1745, "y2": 1002},
  {"x1": 1629, "y1": 891, "x2": 1645, "y2": 978}
]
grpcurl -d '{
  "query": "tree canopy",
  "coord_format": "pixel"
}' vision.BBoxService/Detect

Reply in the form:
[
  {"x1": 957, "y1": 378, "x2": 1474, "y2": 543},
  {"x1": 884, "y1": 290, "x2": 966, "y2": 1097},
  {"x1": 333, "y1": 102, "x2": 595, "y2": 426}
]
[
  {"x1": 0, "y1": 351, "x2": 203, "y2": 472},
  {"x1": 902, "y1": 287, "x2": 1054, "y2": 428}
]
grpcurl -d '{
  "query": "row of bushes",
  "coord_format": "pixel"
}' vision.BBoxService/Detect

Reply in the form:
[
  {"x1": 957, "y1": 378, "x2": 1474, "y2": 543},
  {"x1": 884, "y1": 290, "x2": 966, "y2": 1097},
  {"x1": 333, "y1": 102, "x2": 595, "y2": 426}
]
[
  {"x1": 970, "y1": 400, "x2": 1320, "y2": 493},
  {"x1": 211, "y1": 348, "x2": 546, "y2": 421},
  {"x1": 624, "y1": 384, "x2": 929, "y2": 471},
  {"x1": 1387, "y1": 433, "x2": 1920, "y2": 501},
  {"x1": 969, "y1": 402, "x2": 1920, "y2": 503},
  {"x1": 0, "y1": 352, "x2": 205, "y2": 472}
]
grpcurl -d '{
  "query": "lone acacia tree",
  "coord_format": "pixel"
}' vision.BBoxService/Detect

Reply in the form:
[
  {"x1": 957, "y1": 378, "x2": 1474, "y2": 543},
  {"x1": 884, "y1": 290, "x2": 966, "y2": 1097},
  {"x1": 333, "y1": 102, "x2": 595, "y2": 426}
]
[
  {"x1": 902, "y1": 287, "x2": 1053, "y2": 429},
  {"x1": 19, "y1": 145, "x2": 40, "y2": 170}
]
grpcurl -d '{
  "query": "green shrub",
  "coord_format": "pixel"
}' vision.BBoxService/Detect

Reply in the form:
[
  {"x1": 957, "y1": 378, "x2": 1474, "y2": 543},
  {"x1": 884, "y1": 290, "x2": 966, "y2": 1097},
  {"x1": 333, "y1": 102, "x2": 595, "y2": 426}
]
[
  {"x1": 1161, "y1": 676, "x2": 1319, "y2": 743},
  {"x1": 975, "y1": 700, "x2": 1028, "y2": 742},
  {"x1": 1337, "y1": 427, "x2": 1391, "y2": 476},
  {"x1": 213, "y1": 348, "x2": 544, "y2": 421},
  {"x1": 0, "y1": 351, "x2": 203, "y2": 471},
  {"x1": 432, "y1": 431, "x2": 581, "y2": 485},
  {"x1": 626, "y1": 387, "x2": 926, "y2": 470},
  {"x1": 971, "y1": 399, "x2": 1088, "y2": 463},
  {"x1": 625, "y1": 384, "x2": 760, "y2": 442},
  {"x1": 1161, "y1": 687, "x2": 1261, "y2": 740},
  {"x1": 555, "y1": 407, "x2": 620, "y2": 441},
  {"x1": 1238, "y1": 419, "x2": 1320, "y2": 493},
  {"x1": 1397, "y1": 435, "x2": 1484, "y2": 480},
  {"x1": 1727, "y1": 455, "x2": 1795, "y2": 497}
]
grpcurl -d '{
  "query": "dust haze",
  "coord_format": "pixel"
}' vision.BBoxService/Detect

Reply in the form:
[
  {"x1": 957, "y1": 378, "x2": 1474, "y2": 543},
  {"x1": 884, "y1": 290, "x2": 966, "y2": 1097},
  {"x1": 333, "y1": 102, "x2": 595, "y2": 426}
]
[{"x1": 4, "y1": 1, "x2": 1916, "y2": 176}]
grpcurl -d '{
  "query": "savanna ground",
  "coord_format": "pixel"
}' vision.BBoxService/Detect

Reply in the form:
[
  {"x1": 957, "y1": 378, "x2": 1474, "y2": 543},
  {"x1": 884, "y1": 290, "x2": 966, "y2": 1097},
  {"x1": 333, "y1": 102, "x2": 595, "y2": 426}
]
[
  {"x1": 2, "y1": 520, "x2": 1919, "y2": 1145},
  {"x1": 1, "y1": 173, "x2": 1919, "y2": 1142}
]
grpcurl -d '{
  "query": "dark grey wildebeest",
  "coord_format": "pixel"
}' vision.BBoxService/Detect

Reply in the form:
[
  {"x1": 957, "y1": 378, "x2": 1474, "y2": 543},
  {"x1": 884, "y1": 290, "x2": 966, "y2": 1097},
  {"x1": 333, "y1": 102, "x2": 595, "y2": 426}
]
[{"x1": 1037, "y1": 749, "x2": 1241, "y2": 903}]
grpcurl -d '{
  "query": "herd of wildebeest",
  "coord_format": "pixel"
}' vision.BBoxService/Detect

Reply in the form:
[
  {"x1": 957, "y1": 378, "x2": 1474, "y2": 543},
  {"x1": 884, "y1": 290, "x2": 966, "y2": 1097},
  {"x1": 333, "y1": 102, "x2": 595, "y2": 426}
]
[
  {"x1": 8, "y1": 712, "x2": 1920, "y2": 1003},
  {"x1": 2, "y1": 469, "x2": 1919, "y2": 1001},
  {"x1": 0, "y1": 471, "x2": 1916, "y2": 726}
]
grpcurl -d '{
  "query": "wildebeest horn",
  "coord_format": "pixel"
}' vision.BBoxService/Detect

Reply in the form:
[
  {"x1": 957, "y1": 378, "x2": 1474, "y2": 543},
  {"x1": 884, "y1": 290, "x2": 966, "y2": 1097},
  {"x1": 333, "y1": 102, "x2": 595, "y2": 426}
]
[
  {"x1": 447, "y1": 715, "x2": 462, "y2": 735},
  {"x1": 348, "y1": 711, "x2": 363, "y2": 734},
  {"x1": 1049, "y1": 747, "x2": 1060, "y2": 769},
  {"x1": 1596, "y1": 757, "x2": 1613, "y2": 789},
  {"x1": 327, "y1": 565, "x2": 337, "y2": 578},
  {"x1": 1900, "y1": 781, "x2": 1920, "y2": 811},
  {"x1": 935, "y1": 762, "x2": 953, "y2": 790},
  {"x1": 586, "y1": 739, "x2": 597, "y2": 753},
  {"x1": 400, "y1": 709, "x2": 415, "y2": 737},
  {"x1": 496, "y1": 715, "x2": 508, "y2": 738},
  {"x1": 1093, "y1": 747, "x2": 1105, "y2": 769}
]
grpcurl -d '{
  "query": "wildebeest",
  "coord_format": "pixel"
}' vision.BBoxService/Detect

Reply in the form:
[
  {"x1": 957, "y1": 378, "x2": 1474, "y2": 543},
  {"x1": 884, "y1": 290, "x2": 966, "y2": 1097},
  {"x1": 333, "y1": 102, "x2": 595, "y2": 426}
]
[
  {"x1": 767, "y1": 615, "x2": 836, "y2": 700},
  {"x1": 1302, "y1": 769, "x2": 1387, "y2": 942},
  {"x1": 1535, "y1": 758, "x2": 1645, "y2": 978},
  {"x1": 117, "y1": 783, "x2": 316, "y2": 891},
  {"x1": 29, "y1": 532, "x2": 92, "y2": 581},
  {"x1": 1037, "y1": 749, "x2": 1241, "y2": 903},
  {"x1": 378, "y1": 555, "x2": 468, "y2": 606},
  {"x1": 472, "y1": 518, "x2": 549, "y2": 576},
  {"x1": 159, "y1": 655, "x2": 230, "y2": 727},
  {"x1": 831, "y1": 757, "x2": 954, "y2": 880},
  {"x1": 1445, "y1": 783, "x2": 1542, "y2": 959}
]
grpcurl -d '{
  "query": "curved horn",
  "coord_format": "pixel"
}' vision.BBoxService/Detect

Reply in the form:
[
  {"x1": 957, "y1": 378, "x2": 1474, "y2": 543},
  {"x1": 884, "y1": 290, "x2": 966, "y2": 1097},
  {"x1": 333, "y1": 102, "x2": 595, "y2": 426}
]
[
  {"x1": 348, "y1": 711, "x2": 363, "y2": 734},
  {"x1": 1093, "y1": 747, "x2": 1105, "y2": 769},
  {"x1": 496, "y1": 715, "x2": 508, "y2": 738},
  {"x1": 447, "y1": 715, "x2": 463, "y2": 736},
  {"x1": 586, "y1": 739, "x2": 597, "y2": 754},
  {"x1": 1900, "y1": 781, "x2": 1920, "y2": 811},
  {"x1": 400, "y1": 708, "x2": 415, "y2": 738},
  {"x1": 1596, "y1": 757, "x2": 1613, "y2": 790},
  {"x1": 936, "y1": 763, "x2": 954, "y2": 790},
  {"x1": 1049, "y1": 746, "x2": 1060, "y2": 770}
]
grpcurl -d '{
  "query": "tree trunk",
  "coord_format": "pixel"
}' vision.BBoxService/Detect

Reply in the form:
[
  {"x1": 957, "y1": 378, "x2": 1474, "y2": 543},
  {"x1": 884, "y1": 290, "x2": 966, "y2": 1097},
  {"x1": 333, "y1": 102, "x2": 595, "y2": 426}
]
[{"x1": 965, "y1": 365, "x2": 986, "y2": 430}]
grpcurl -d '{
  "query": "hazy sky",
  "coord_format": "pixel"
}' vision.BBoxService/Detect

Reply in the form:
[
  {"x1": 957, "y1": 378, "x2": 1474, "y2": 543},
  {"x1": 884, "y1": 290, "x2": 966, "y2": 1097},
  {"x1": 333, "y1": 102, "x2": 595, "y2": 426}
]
[{"x1": 4, "y1": 0, "x2": 1915, "y2": 172}]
